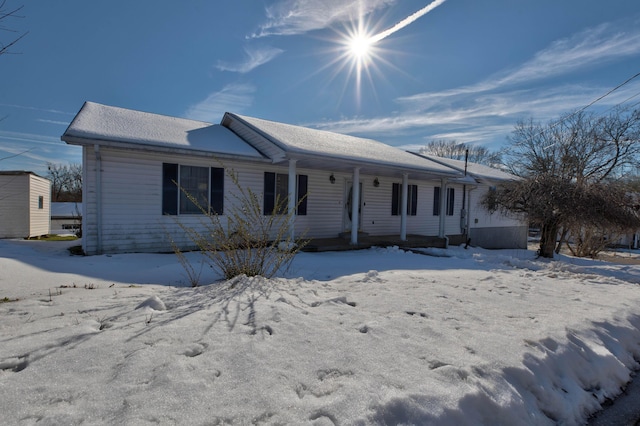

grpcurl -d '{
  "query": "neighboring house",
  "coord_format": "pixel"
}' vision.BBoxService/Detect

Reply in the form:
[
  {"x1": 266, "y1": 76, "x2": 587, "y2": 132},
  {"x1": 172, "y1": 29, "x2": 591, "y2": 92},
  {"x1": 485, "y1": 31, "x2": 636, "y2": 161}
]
[
  {"x1": 0, "y1": 171, "x2": 51, "y2": 239},
  {"x1": 415, "y1": 155, "x2": 527, "y2": 249},
  {"x1": 51, "y1": 202, "x2": 82, "y2": 235},
  {"x1": 61, "y1": 101, "x2": 526, "y2": 255}
]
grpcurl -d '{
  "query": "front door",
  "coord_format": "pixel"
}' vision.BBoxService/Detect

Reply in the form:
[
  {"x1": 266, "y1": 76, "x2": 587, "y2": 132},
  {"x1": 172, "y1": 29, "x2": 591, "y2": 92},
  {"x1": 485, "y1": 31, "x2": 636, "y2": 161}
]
[{"x1": 343, "y1": 180, "x2": 363, "y2": 231}]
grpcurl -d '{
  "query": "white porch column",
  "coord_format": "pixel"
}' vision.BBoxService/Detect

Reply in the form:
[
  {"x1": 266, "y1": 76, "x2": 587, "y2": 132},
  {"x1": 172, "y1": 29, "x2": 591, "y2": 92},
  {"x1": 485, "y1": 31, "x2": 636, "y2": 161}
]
[
  {"x1": 400, "y1": 173, "x2": 408, "y2": 241},
  {"x1": 351, "y1": 167, "x2": 360, "y2": 245},
  {"x1": 439, "y1": 178, "x2": 447, "y2": 239},
  {"x1": 287, "y1": 159, "x2": 297, "y2": 241}
]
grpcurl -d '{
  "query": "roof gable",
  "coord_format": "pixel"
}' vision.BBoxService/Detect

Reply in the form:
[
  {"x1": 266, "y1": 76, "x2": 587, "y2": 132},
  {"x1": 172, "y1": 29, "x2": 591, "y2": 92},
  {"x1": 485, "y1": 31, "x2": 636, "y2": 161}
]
[
  {"x1": 223, "y1": 113, "x2": 460, "y2": 177},
  {"x1": 62, "y1": 102, "x2": 265, "y2": 159}
]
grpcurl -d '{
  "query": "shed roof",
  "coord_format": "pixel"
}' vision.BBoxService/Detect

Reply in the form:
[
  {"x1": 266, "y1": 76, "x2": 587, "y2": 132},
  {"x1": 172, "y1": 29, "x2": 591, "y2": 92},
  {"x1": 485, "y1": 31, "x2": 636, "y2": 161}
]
[
  {"x1": 51, "y1": 202, "x2": 82, "y2": 218},
  {"x1": 223, "y1": 113, "x2": 460, "y2": 178},
  {"x1": 62, "y1": 102, "x2": 265, "y2": 159}
]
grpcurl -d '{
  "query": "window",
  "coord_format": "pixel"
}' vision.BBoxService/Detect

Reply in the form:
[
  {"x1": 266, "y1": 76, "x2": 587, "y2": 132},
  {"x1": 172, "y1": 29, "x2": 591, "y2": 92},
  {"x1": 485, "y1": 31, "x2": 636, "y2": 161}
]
[
  {"x1": 162, "y1": 163, "x2": 224, "y2": 215},
  {"x1": 433, "y1": 186, "x2": 455, "y2": 216},
  {"x1": 391, "y1": 183, "x2": 417, "y2": 216},
  {"x1": 38, "y1": 196, "x2": 44, "y2": 210},
  {"x1": 263, "y1": 172, "x2": 308, "y2": 215},
  {"x1": 446, "y1": 188, "x2": 455, "y2": 216}
]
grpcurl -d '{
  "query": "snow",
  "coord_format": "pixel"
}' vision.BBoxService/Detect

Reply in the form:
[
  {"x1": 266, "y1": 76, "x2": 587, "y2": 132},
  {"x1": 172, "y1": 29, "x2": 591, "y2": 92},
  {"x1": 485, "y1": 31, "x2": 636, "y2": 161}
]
[
  {"x1": 63, "y1": 102, "x2": 265, "y2": 158},
  {"x1": 415, "y1": 154, "x2": 518, "y2": 182},
  {"x1": 2, "y1": 239, "x2": 640, "y2": 425},
  {"x1": 230, "y1": 113, "x2": 461, "y2": 176},
  {"x1": 51, "y1": 202, "x2": 81, "y2": 218}
]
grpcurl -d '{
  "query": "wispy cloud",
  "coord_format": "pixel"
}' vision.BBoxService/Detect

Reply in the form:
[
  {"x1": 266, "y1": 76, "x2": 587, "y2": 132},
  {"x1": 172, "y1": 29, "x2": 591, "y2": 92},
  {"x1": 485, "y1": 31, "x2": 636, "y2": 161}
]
[
  {"x1": 0, "y1": 103, "x2": 75, "y2": 116},
  {"x1": 0, "y1": 130, "x2": 81, "y2": 173},
  {"x1": 216, "y1": 46, "x2": 284, "y2": 73},
  {"x1": 251, "y1": 0, "x2": 395, "y2": 38},
  {"x1": 312, "y1": 19, "x2": 640, "y2": 148},
  {"x1": 37, "y1": 119, "x2": 71, "y2": 126},
  {"x1": 184, "y1": 83, "x2": 256, "y2": 122},
  {"x1": 398, "y1": 20, "x2": 640, "y2": 108}
]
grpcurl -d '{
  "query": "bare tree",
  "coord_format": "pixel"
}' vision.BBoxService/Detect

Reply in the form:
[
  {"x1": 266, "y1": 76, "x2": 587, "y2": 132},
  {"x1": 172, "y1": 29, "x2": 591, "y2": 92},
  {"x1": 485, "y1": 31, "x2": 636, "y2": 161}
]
[
  {"x1": 0, "y1": 1, "x2": 27, "y2": 57},
  {"x1": 486, "y1": 108, "x2": 640, "y2": 258},
  {"x1": 47, "y1": 162, "x2": 82, "y2": 202},
  {"x1": 418, "y1": 139, "x2": 502, "y2": 167}
]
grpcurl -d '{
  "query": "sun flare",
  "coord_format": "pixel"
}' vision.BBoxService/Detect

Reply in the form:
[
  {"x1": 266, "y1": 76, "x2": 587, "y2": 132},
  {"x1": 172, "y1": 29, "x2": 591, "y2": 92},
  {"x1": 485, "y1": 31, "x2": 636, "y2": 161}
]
[{"x1": 348, "y1": 34, "x2": 373, "y2": 60}]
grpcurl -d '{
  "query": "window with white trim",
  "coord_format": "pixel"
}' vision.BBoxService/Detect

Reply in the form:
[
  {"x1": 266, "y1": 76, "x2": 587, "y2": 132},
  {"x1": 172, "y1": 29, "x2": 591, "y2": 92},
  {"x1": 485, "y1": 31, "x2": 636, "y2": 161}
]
[{"x1": 162, "y1": 163, "x2": 224, "y2": 215}]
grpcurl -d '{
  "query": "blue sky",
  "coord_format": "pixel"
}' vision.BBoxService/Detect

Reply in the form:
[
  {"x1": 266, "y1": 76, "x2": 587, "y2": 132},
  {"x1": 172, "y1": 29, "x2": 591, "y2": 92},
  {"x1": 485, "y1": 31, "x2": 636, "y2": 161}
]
[{"x1": 1, "y1": 0, "x2": 640, "y2": 176}]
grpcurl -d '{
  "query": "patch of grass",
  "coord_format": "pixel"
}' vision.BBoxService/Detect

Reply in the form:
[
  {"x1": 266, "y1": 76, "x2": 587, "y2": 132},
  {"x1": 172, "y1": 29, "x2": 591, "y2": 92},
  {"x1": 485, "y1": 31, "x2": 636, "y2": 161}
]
[
  {"x1": 28, "y1": 234, "x2": 79, "y2": 242},
  {"x1": 0, "y1": 296, "x2": 18, "y2": 303}
]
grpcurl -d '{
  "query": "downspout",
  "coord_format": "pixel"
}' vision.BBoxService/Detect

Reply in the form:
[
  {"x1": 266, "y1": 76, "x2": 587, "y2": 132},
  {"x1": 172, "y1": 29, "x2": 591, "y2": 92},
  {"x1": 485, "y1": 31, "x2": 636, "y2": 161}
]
[
  {"x1": 94, "y1": 144, "x2": 103, "y2": 254},
  {"x1": 287, "y1": 159, "x2": 297, "y2": 241},
  {"x1": 461, "y1": 149, "x2": 468, "y2": 236},
  {"x1": 466, "y1": 186, "x2": 477, "y2": 247},
  {"x1": 350, "y1": 167, "x2": 360, "y2": 245},
  {"x1": 400, "y1": 173, "x2": 408, "y2": 241},
  {"x1": 439, "y1": 178, "x2": 448, "y2": 248}
]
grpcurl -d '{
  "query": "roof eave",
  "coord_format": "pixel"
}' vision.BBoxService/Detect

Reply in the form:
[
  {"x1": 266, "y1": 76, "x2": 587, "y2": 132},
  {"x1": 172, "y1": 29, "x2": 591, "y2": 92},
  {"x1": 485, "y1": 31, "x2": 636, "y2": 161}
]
[{"x1": 61, "y1": 134, "x2": 271, "y2": 163}]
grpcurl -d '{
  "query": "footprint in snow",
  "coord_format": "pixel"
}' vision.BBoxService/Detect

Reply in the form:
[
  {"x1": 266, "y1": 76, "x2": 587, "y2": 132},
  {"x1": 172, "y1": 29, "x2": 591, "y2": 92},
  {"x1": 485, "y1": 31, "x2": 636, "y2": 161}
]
[{"x1": 183, "y1": 343, "x2": 207, "y2": 357}]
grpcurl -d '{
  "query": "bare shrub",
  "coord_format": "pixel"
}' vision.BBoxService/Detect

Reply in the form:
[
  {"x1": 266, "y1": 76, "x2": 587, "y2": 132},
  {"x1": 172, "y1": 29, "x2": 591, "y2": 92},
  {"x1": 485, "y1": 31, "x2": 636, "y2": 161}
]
[{"x1": 171, "y1": 169, "x2": 308, "y2": 282}]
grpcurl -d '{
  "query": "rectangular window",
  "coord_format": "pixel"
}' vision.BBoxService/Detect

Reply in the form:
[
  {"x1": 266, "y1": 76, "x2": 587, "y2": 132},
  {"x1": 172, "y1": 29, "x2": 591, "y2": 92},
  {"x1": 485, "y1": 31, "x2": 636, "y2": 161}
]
[
  {"x1": 391, "y1": 183, "x2": 417, "y2": 216},
  {"x1": 38, "y1": 196, "x2": 44, "y2": 210},
  {"x1": 446, "y1": 187, "x2": 455, "y2": 216},
  {"x1": 180, "y1": 165, "x2": 209, "y2": 214},
  {"x1": 433, "y1": 187, "x2": 455, "y2": 216},
  {"x1": 264, "y1": 172, "x2": 308, "y2": 216},
  {"x1": 162, "y1": 163, "x2": 224, "y2": 215}
]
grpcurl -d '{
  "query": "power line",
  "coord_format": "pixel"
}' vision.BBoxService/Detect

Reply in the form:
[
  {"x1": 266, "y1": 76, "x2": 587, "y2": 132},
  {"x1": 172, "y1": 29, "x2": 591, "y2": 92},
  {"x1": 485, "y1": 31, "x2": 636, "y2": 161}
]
[{"x1": 535, "y1": 71, "x2": 640, "y2": 150}]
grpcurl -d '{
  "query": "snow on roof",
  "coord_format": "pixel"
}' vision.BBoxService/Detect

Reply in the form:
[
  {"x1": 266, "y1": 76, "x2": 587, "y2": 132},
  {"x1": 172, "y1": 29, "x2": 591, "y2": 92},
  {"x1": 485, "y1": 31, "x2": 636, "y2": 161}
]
[
  {"x1": 228, "y1": 113, "x2": 460, "y2": 176},
  {"x1": 62, "y1": 102, "x2": 264, "y2": 159},
  {"x1": 51, "y1": 202, "x2": 82, "y2": 218},
  {"x1": 415, "y1": 154, "x2": 518, "y2": 182}
]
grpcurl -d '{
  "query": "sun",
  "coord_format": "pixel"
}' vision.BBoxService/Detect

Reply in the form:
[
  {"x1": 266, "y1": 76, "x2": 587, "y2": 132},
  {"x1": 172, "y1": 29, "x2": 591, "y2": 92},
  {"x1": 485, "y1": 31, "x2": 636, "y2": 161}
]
[{"x1": 348, "y1": 34, "x2": 373, "y2": 60}]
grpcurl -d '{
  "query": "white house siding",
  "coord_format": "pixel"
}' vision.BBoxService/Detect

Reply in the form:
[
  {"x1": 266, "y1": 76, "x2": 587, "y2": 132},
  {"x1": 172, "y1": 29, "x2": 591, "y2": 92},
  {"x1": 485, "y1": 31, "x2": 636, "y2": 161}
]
[
  {"x1": 467, "y1": 183, "x2": 527, "y2": 249},
  {"x1": 82, "y1": 146, "x2": 465, "y2": 254},
  {"x1": 81, "y1": 148, "x2": 352, "y2": 254},
  {"x1": 28, "y1": 174, "x2": 51, "y2": 237}
]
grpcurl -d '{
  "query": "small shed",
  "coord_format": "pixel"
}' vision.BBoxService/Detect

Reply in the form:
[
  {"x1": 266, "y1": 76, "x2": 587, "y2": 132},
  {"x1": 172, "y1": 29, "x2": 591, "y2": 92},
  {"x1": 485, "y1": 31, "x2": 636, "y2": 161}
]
[
  {"x1": 0, "y1": 171, "x2": 51, "y2": 238},
  {"x1": 51, "y1": 202, "x2": 82, "y2": 235}
]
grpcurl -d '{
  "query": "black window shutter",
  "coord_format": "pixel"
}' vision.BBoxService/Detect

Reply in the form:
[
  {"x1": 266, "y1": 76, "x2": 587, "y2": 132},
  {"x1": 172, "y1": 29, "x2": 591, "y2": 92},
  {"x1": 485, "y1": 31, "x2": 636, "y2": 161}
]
[
  {"x1": 410, "y1": 185, "x2": 418, "y2": 216},
  {"x1": 297, "y1": 174, "x2": 308, "y2": 216},
  {"x1": 264, "y1": 172, "x2": 275, "y2": 215},
  {"x1": 391, "y1": 183, "x2": 399, "y2": 216},
  {"x1": 433, "y1": 186, "x2": 440, "y2": 216},
  {"x1": 210, "y1": 167, "x2": 224, "y2": 214},
  {"x1": 162, "y1": 163, "x2": 178, "y2": 215}
]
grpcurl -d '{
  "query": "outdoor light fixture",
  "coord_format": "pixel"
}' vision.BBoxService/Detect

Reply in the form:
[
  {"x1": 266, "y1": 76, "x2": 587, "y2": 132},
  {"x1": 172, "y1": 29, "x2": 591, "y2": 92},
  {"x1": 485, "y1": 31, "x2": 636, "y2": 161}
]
[
  {"x1": 329, "y1": 173, "x2": 336, "y2": 184},
  {"x1": 373, "y1": 177, "x2": 380, "y2": 187}
]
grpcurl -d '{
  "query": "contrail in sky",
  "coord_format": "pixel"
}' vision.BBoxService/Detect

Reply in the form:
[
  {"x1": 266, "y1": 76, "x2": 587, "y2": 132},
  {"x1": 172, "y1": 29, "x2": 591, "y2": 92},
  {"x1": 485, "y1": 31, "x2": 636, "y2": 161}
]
[{"x1": 370, "y1": 0, "x2": 448, "y2": 43}]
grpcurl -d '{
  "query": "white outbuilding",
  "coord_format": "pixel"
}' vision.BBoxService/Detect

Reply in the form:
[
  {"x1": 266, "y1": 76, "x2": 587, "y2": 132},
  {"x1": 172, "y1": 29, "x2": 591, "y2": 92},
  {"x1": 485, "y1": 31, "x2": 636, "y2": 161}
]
[{"x1": 0, "y1": 171, "x2": 51, "y2": 239}]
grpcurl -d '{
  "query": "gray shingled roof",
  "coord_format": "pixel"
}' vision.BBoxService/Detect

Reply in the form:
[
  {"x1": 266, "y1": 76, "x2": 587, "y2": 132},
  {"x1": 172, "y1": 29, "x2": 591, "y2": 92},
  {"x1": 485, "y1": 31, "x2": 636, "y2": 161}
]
[{"x1": 415, "y1": 154, "x2": 517, "y2": 182}]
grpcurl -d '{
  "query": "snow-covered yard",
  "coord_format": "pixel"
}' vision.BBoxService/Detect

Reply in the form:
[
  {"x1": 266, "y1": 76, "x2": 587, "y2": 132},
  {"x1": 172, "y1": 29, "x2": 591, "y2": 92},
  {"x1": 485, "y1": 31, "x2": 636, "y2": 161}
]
[{"x1": 1, "y1": 239, "x2": 640, "y2": 425}]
